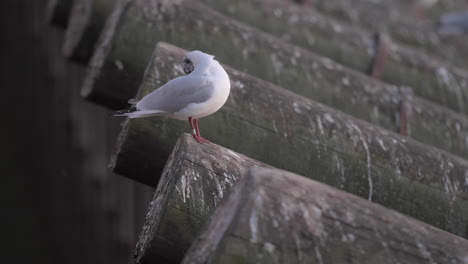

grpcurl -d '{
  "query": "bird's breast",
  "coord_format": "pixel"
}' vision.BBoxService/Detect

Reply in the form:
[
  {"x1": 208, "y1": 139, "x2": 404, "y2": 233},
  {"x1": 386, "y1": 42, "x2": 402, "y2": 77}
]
[{"x1": 193, "y1": 67, "x2": 230, "y2": 118}]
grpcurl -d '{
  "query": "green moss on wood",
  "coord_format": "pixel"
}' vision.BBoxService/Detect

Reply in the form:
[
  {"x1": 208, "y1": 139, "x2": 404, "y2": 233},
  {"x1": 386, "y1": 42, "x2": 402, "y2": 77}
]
[{"x1": 115, "y1": 44, "x2": 468, "y2": 239}]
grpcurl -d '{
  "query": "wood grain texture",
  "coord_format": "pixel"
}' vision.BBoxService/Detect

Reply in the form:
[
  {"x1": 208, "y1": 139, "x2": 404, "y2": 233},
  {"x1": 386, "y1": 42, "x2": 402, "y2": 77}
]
[
  {"x1": 112, "y1": 42, "x2": 468, "y2": 238},
  {"x1": 133, "y1": 134, "x2": 269, "y2": 263},
  {"x1": 63, "y1": 0, "x2": 115, "y2": 63},
  {"x1": 82, "y1": 0, "x2": 468, "y2": 160},
  {"x1": 199, "y1": 0, "x2": 468, "y2": 114},
  {"x1": 82, "y1": 0, "x2": 468, "y2": 115},
  {"x1": 182, "y1": 168, "x2": 468, "y2": 264},
  {"x1": 312, "y1": 0, "x2": 468, "y2": 70}
]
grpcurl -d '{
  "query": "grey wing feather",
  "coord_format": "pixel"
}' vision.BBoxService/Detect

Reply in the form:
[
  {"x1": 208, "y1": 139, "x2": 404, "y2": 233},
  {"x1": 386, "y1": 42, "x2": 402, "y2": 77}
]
[{"x1": 136, "y1": 75, "x2": 214, "y2": 113}]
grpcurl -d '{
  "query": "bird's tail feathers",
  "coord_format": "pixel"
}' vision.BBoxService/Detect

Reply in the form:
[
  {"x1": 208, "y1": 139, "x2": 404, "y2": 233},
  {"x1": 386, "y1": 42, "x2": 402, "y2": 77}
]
[
  {"x1": 114, "y1": 106, "x2": 137, "y2": 116},
  {"x1": 128, "y1": 99, "x2": 138, "y2": 105},
  {"x1": 113, "y1": 109, "x2": 166, "y2": 119}
]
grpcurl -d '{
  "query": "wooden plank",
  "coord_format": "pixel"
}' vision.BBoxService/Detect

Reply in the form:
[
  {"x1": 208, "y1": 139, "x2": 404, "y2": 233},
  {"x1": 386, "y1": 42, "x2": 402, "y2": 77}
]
[
  {"x1": 81, "y1": 2, "x2": 468, "y2": 160},
  {"x1": 312, "y1": 0, "x2": 468, "y2": 26},
  {"x1": 182, "y1": 168, "x2": 468, "y2": 264},
  {"x1": 46, "y1": 0, "x2": 74, "y2": 28},
  {"x1": 82, "y1": 0, "x2": 468, "y2": 115},
  {"x1": 113, "y1": 42, "x2": 468, "y2": 239},
  {"x1": 133, "y1": 134, "x2": 268, "y2": 263},
  {"x1": 203, "y1": 0, "x2": 374, "y2": 74},
  {"x1": 312, "y1": 0, "x2": 468, "y2": 70},
  {"x1": 63, "y1": 0, "x2": 115, "y2": 63},
  {"x1": 198, "y1": 0, "x2": 468, "y2": 113}
]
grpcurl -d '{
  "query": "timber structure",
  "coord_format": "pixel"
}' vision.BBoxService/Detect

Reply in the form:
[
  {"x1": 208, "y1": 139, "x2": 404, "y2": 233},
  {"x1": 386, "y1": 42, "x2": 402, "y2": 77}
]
[{"x1": 46, "y1": 0, "x2": 468, "y2": 262}]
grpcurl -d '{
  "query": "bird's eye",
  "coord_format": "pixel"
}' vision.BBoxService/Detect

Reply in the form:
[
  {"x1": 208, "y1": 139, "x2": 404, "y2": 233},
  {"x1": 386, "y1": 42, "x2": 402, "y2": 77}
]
[{"x1": 184, "y1": 58, "x2": 191, "y2": 64}]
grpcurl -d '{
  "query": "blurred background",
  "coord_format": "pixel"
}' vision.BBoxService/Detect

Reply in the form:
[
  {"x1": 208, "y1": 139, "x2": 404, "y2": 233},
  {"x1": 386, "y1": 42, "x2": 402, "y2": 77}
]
[{"x1": 1, "y1": 1, "x2": 153, "y2": 263}]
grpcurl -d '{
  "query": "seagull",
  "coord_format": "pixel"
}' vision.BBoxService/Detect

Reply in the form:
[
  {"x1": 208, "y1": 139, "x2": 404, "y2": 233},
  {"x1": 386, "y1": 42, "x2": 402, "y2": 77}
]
[{"x1": 114, "y1": 50, "x2": 231, "y2": 143}]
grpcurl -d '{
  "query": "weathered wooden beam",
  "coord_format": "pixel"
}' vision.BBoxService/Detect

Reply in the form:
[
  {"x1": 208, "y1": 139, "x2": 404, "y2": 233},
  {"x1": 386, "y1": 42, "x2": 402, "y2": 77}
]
[
  {"x1": 312, "y1": 0, "x2": 468, "y2": 69},
  {"x1": 83, "y1": 0, "x2": 468, "y2": 115},
  {"x1": 113, "y1": 42, "x2": 468, "y2": 238},
  {"x1": 46, "y1": 0, "x2": 74, "y2": 28},
  {"x1": 201, "y1": 0, "x2": 373, "y2": 74},
  {"x1": 313, "y1": 0, "x2": 468, "y2": 24},
  {"x1": 82, "y1": 4, "x2": 468, "y2": 160},
  {"x1": 133, "y1": 134, "x2": 268, "y2": 263},
  {"x1": 199, "y1": 0, "x2": 468, "y2": 114},
  {"x1": 182, "y1": 168, "x2": 468, "y2": 264},
  {"x1": 63, "y1": 0, "x2": 116, "y2": 64},
  {"x1": 115, "y1": 42, "x2": 468, "y2": 175}
]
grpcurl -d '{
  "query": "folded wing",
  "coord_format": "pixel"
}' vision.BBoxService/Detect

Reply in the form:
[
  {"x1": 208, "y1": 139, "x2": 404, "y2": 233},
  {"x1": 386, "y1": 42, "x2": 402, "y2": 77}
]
[{"x1": 136, "y1": 75, "x2": 214, "y2": 113}]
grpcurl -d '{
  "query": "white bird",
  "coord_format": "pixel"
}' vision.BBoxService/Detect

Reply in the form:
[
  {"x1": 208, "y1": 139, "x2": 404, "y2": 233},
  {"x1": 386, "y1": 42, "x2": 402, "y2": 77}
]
[{"x1": 115, "y1": 50, "x2": 231, "y2": 143}]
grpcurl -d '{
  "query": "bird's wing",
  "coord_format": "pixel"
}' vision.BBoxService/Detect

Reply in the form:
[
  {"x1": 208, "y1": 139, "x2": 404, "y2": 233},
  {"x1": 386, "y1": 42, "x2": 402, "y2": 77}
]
[{"x1": 136, "y1": 75, "x2": 214, "y2": 113}]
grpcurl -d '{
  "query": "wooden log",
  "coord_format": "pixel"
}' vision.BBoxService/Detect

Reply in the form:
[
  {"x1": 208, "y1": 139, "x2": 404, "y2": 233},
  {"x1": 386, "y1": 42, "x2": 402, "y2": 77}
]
[
  {"x1": 201, "y1": 0, "x2": 374, "y2": 74},
  {"x1": 198, "y1": 0, "x2": 468, "y2": 114},
  {"x1": 312, "y1": 0, "x2": 468, "y2": 69},
  {"x1": 182, "y1": 168, "x2": 468, "y2": 264},
  {"x1": 114, "y1": 42, "x2": 468, "y2": 177},
  {"x1": 63, "y1": 0, "x2": 116, "y2": 63},
  {"x1": 133, "y1": 134, "x2": 268, "y2": 263},
  {"x1": 113, "y1": 42, "x2": 468, "y2": 238},
  {"x1": 82, "y1": 0, "x2": 468, "y2": 115},
  {"x1": 46, "y1": 0, "x2": 74, "y2": 28},
  {"x1": 313, "y1": 0, "x2": 468, "y2": 25},
  {"x1": 81, "y1": 3, "x2": 468, "y2": 159}
]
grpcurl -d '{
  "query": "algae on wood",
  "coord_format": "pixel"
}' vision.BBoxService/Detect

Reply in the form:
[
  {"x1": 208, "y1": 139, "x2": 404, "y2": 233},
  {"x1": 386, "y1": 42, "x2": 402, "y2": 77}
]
[
  {"x1": 82, "y1": 0, "x2": 468, "y2": 115},
  {"x1": 313, "y1": 0, "x2": 468, "y2": 69},
  {"x1": 198, "y1": 0, "x2": 468, "y2": 114},
  {"x1": 183, "y1": 168, "x2": 468, "y2": 264},
  {"x1": 113, "y1": 42, "x2": 468, "y2": 176},
  {"x1": 133, "y1": 134, "x2": 268, "y2": 264},
  {"x1": 113, "y1": 42, "x2": 468, "y2": 239},
  {"x1": 83, "y1": 0, "x2": 468, "y2": 159}
]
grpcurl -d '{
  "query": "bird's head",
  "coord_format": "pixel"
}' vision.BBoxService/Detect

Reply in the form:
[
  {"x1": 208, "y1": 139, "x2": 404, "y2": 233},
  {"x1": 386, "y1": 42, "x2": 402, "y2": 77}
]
[{"x1": 182, "y1": 50, "x2": 215, "y2": 74}]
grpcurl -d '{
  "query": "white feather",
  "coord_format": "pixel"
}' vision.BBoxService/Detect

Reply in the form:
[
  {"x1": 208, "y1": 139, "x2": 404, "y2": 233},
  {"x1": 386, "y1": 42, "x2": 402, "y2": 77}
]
[{"x1": 116, "y1": 50, "x2": 231, "y2": 121}]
